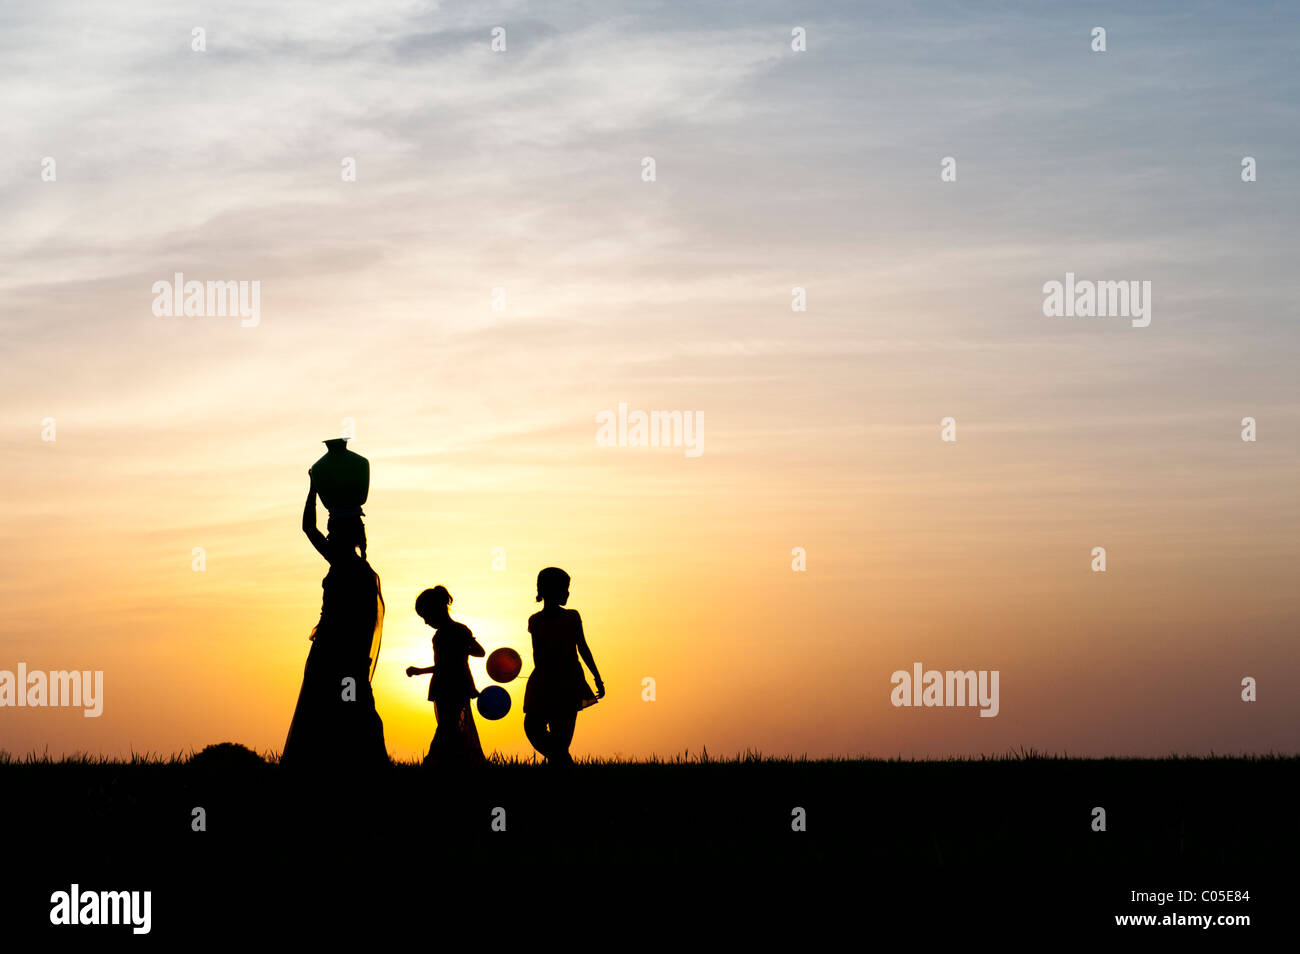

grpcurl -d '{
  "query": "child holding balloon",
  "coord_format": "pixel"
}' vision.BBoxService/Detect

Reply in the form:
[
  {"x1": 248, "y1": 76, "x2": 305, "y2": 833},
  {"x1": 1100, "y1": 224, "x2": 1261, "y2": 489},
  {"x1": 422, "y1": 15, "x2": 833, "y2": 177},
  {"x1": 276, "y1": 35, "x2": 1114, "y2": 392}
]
[
  {"x1": 406, "y1": 586, "x2": 487, "y2": 767},
  {"x1": 523, "y1": 567, "x2": 605, "y2": 765}
]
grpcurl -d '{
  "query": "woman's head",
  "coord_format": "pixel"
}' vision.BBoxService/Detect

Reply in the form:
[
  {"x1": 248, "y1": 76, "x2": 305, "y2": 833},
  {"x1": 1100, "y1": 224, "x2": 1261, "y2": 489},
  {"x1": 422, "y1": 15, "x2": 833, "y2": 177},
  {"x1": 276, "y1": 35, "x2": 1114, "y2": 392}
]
[
  {"x1": 326, "y1": 514, "x2": 367, "y2": 559},
  {"x1": 415, "y1": 586, "x2": 453, "y2": 625},
  {"x1": 536, "y1": 567, "x2": 570, "y2": 605}
]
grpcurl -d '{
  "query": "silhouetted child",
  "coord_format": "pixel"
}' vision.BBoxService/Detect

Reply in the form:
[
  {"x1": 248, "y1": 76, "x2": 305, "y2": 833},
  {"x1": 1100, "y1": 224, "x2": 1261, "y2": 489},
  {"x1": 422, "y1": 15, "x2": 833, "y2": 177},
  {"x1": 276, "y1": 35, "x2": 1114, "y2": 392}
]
[
  {"x1": 406, "y1": 586, "x2": 486, "y2": 767},
  {"x1": 523, "y1": 567, "x2": 604, "y2": 765}
]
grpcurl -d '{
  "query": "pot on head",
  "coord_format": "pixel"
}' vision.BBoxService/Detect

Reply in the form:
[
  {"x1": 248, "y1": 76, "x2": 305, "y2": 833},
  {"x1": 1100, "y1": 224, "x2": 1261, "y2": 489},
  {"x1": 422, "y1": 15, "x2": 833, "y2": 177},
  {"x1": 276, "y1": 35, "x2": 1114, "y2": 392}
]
[{"x1": 312, "y1": 439, "x2": 370, "y2": 513}]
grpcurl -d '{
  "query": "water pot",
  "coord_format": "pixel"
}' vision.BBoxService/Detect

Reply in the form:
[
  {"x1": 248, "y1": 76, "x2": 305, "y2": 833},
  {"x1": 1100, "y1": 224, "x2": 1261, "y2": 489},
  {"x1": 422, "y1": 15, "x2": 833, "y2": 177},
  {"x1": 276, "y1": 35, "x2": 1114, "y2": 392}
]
[{"x1": 311, "y1": 439, "x2": 370, "y2": 513}]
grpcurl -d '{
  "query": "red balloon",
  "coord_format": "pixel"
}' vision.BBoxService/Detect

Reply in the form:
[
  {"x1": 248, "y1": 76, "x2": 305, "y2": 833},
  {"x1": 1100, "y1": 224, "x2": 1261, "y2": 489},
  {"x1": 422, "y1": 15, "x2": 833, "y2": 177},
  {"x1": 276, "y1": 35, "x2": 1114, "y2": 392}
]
[{"x1": 486, "y1": 647, "x2": 522, "y2": 683}]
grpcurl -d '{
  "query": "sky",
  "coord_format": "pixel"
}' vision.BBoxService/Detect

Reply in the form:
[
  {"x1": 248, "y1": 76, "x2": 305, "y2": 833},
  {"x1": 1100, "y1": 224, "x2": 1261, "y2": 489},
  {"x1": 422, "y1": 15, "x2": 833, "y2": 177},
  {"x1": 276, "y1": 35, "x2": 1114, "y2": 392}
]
[{"x1": 1, "y1": 1, "x2": 1297, "y2": 761}]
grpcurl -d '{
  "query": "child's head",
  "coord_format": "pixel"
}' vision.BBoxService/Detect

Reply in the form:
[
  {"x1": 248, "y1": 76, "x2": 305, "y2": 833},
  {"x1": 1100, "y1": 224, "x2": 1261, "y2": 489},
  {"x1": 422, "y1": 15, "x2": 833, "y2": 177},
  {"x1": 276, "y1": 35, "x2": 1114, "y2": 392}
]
[
  {"x1": 415, "y1": 586, "x2": 453, "y2": 625},
  {"x1": 536, "y1": 567, "x2": 570, "y2": 605}
]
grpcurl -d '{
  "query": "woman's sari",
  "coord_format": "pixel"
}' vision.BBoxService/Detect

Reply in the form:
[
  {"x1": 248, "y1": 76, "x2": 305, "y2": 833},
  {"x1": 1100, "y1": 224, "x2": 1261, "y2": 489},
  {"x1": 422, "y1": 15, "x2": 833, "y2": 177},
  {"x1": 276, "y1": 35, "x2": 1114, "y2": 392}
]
[{"x1": 282, "y1": 556, "x2": 389, "y2": 769}]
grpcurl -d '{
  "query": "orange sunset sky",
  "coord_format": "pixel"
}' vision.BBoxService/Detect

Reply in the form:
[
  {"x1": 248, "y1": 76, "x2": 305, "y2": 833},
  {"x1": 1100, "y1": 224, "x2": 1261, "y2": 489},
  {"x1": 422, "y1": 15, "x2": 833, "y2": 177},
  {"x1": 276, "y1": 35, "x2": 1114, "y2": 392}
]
[{"x1": 2, "y1": 2, "x2": 1298, "y2": 760}]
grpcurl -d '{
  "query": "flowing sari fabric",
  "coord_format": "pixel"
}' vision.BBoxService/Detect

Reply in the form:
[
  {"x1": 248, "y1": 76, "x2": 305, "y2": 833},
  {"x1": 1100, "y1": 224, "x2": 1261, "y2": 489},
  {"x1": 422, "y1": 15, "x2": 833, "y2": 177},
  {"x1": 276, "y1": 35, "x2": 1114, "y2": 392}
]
[
  {"x1": 367, "y1": 574, "x2": 384, "y2": 683},
  {"x1": 282, "y1": 557, "x2": 389, "y2": 769}
]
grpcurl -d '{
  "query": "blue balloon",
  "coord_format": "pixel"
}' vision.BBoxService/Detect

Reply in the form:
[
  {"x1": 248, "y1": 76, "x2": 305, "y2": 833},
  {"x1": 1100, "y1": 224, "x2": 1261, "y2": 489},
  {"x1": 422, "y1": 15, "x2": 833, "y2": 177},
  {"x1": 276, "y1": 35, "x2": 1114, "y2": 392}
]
[{"x1": 476, "y1": 685, "x2": 511, "y2": 720}]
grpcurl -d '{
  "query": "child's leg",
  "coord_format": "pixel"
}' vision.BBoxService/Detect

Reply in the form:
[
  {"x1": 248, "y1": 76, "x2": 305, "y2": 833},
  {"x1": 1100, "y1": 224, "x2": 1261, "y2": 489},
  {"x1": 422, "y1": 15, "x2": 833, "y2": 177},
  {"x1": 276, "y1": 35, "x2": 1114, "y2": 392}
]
[
  {"x1": 523, "y1": 710, "x2": 551, "y2": 759},
  {"x1": 549, "y1": 710, "x2": 577, "y2": 763}
]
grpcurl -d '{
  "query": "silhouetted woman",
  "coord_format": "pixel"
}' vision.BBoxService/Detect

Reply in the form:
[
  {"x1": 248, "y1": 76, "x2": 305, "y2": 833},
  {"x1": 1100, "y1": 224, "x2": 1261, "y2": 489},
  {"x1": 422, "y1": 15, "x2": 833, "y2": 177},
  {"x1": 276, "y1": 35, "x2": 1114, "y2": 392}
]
[
  {"x1": 281, "y1": 477, "x2": 389, "y2": 769},
  {"x1": 523, "y1": 567, "x2": 604, "y2": 765},
  {"x1": 406, "y1": 586, "x2": 487, "y2": 768}
]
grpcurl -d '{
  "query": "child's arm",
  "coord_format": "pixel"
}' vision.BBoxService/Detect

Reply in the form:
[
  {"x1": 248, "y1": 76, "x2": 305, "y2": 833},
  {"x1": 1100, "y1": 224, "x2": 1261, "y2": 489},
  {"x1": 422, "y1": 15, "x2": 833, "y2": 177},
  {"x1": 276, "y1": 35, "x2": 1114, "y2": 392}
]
[
  {"x1": 467, "y1": 631, "x2": 486, "y2": 658},
  {"x1": 405, "y1": 665, "x2": 435, "y2": 676},
  {"x1": 574, "y1": 613, "x2": 605, "y2": 698}
]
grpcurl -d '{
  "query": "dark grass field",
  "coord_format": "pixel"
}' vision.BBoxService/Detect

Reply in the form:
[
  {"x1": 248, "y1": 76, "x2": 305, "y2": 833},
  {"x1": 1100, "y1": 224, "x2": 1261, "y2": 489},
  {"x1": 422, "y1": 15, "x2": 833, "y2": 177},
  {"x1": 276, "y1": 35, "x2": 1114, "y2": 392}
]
[{"x1": 2, "y1": 746, "x2": 1294, "y2": 938}]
